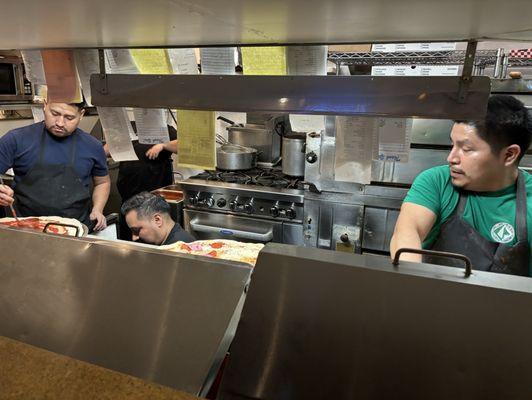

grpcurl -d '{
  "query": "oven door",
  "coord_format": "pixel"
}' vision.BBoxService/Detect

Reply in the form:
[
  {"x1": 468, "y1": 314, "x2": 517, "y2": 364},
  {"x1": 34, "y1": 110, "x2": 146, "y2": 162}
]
[{"x1": 184, "y1": 209, "x2": 283, "y2": 244}]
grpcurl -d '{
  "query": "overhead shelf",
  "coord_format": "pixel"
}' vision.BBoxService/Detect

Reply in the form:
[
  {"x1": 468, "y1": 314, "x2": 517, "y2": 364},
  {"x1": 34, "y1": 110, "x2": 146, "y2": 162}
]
[
  {"x1": 328, "y1": 50, "x2": 532, "y2": 67},
  {"x1": 0, "y1": 0, "x2": 531, "y2": 49}
]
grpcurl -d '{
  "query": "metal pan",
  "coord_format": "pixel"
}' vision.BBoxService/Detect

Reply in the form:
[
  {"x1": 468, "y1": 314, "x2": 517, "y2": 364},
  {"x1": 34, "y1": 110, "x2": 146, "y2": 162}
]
[{"x1": 217, "y1": 144, "x2": 258, "y2": 171}]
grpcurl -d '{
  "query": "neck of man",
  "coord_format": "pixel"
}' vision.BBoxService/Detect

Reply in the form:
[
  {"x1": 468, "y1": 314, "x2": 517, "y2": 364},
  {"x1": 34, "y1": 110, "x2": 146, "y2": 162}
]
[
  {"x1": 158, "y1": 218, "x2": 176, "y2": 245},
  {"x1": 482, "y1": 167, "x2": 519, "y2": 192}
]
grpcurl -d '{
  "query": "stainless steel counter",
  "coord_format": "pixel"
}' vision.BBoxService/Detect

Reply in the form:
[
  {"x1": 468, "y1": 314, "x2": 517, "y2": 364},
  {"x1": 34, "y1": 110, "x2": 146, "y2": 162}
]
[{"x1": 0, "y1": 226, "x2": 251, "y2": 396}]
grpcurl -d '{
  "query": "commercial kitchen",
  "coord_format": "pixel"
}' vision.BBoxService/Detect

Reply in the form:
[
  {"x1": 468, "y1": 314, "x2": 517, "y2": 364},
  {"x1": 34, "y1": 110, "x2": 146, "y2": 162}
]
[{"x1": 1, "y1": 0, "x2": 532, "y2": 398}]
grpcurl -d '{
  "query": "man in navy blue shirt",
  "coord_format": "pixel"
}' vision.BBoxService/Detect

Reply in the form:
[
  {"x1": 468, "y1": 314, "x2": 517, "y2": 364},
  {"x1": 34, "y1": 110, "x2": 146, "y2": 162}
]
[{"x1": 0, "y1": 101, "x2": 110, "y2": 230}]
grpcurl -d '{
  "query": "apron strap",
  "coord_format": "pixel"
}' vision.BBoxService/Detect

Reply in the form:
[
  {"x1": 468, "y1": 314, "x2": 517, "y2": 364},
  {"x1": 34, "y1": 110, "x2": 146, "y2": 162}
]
[
  {"x1": 515, "y1": 170, "x2": 528, "y2": 242},
  {"x1": 37, "y1": 123, "x2": 47, "y2": 165},
  {"x1": 70, "y1": 133, "x2": 78, "y2": 167},
  {"x1": 455, "y1": 190, "x2": 468, "y2": 216}
]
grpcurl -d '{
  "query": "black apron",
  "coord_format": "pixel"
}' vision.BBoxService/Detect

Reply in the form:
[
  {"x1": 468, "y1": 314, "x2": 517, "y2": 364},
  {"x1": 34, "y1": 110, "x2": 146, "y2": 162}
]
[
  {"x1": 14, "y1": 126, "x2": 92, "y2": 226},
  {"x1": 425, "y1": 171, "x2": 530, "y2": 276}
]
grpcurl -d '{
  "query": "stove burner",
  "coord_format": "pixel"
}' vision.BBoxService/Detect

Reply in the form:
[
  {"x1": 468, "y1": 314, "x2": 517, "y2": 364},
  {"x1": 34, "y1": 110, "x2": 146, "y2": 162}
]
[
  {"x1": 218, "y1": 171, "x2": 252, "y2": 185},
  {"x1": 189, "y1": 168, "x2": 302, "y2": 189}
]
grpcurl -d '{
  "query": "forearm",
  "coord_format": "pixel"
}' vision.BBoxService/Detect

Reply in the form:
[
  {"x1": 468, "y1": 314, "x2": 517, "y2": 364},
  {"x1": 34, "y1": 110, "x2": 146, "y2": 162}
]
[
  {"x1": 92, "y1": 181, "x2": 111, "y2": 212},
  {"x1": 163, "y1": 140, "x2": 178, "y2": 154},
  {"x1": 390, "y1": 228, "x2": 423, "y2": 262}
]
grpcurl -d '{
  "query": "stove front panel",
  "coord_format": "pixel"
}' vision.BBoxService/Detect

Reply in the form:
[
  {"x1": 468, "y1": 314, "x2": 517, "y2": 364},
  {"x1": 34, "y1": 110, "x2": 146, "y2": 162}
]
[{"x1": 184, "y1": 209, "x2": 303, "y2": 245}]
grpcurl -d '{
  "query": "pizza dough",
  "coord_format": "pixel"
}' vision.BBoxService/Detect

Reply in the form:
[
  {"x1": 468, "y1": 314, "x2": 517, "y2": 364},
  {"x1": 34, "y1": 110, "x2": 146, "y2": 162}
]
[
  {"x1": 160, "y1": 239, "x2": 264, "y2": 266},
  {"x1": 0, "y1": 216, "x2": 85, "y2": 237}
]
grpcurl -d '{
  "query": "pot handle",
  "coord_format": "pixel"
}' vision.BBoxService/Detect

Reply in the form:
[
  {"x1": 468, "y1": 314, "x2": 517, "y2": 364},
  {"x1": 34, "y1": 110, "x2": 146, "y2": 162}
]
[{"x1": 217, "y1": 116, "x2": 236, "y2": 125}]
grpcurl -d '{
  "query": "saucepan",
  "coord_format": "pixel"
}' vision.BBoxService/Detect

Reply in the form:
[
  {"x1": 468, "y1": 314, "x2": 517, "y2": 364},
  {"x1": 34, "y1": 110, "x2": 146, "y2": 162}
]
[{"x1": 216, "y1": 144, "x2": 258, "y2": 171}]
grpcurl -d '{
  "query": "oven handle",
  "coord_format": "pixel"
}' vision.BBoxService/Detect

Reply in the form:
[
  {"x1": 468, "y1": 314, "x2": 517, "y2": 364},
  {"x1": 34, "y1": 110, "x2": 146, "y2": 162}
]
[{"x1": 189, "y1": 220, "x2": 274, "y2": 242}]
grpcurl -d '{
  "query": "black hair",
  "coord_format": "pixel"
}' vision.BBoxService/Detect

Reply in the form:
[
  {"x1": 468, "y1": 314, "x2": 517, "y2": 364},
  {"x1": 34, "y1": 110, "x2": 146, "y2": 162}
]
[
  {"x1": 455, "y1": 95, "x2": 532, "y2": 162},
  {"x1": 121, "y1": 191, "x2": 171, "y2": 218}
]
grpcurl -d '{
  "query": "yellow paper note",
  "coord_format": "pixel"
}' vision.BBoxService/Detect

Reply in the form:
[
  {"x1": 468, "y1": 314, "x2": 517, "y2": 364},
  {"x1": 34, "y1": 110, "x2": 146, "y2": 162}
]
[
  {"x1": 176, "y1": 110, "x2": 216, "y2": 170},
  {"x1": 241, "y1": 46, "x2": 286, "y2": 75},
  {"x1": 130, "y1": 49, "x2": 172, "y2": 74}
]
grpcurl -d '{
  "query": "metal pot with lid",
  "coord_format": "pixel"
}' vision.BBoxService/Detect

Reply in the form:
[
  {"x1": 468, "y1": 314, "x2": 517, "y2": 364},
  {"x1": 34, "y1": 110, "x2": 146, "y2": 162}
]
[
  {"x1": 282, "y1": 133, "x2": 306, "y2": 177},
  {"x1": 217, "y1": 144, "x2": 258, "y2": 171}
]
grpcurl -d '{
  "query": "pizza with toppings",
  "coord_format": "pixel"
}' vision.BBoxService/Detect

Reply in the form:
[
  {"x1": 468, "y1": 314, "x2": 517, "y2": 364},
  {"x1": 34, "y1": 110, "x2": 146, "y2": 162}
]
[
  {"x1": 0, "y1": 216, "x2": 85, "y2": 237},
  {"x1": 160, "y1": 239, "x2": 264, "y2": 266}
]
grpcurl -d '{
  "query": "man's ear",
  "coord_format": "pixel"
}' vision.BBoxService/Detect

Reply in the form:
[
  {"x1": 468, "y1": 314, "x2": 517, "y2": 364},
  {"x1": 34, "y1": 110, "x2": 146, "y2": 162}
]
[
  {"x1": 79, "y1": 108, "x2": 85, "y2": 119},
  {"x1": 153, "y1": 213, "x2": 163, "y2": 227},
  {"x1": 503, "y1": 144, "x2": 521, "y2": 166}
]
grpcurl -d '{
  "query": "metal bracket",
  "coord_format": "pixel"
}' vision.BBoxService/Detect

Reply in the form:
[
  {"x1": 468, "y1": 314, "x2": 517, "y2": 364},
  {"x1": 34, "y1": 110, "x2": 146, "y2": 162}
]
[
  {"x1": 98, "y1": 48, "x2": 108, "y2": 95},
  {"x1": 457, "y1": 40, "x2": 477, "y2": 104}
]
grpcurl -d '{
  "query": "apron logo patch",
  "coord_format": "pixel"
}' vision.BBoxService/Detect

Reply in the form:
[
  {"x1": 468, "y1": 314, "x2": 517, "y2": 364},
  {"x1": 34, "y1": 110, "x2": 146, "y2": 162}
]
[{"x1": 490, "y1": 222, "x2": 515, "y2": 244}]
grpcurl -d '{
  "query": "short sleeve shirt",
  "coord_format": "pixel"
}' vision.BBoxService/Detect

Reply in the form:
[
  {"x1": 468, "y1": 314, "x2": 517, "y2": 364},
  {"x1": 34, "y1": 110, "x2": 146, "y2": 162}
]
[{"x1": 0, "y1": 122, "x2": 108, "y2": 188}]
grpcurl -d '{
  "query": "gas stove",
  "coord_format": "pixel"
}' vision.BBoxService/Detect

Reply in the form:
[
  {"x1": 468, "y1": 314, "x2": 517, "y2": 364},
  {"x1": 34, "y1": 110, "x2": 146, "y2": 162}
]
[
  {"x1": 179, "y1": 168, "x2": 305, "y2": 245},
  {"x1": 189, "y1": 168, "x2": 303, "y2": 190}
]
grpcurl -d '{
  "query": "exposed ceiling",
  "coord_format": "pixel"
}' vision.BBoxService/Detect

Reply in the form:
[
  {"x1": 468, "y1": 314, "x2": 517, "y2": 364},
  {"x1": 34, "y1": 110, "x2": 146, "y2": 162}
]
[{"x1": 0, "y1": 0, "x2": 531, "y2": 50}]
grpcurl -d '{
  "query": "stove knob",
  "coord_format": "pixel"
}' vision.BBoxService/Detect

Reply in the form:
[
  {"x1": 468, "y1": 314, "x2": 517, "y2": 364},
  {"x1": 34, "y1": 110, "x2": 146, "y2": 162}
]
[
  {"x1": 189, "y1": 196, "x2": 199, "y2": 206},
  {"x1": 217, "y1": 198, "x2": 227, "y2": 208},
  {"x1": 205, "y1": 197, "x2": 215, "y2": 208},
  {"x1": 306, "y1": 151, "x2": 318, "y2": 164},
  {"x1": 229, "y1": 200, "x2": 238, "y2": 211},
  {"x1": 270, "y1": 206, "x2": 280, "y2": 217},
  {"x1": 244, "y1": 202, "x2": 254, "y2": 214},
  {"x1": 286, "y1": 208, "x2": 297, "y2": 219}
]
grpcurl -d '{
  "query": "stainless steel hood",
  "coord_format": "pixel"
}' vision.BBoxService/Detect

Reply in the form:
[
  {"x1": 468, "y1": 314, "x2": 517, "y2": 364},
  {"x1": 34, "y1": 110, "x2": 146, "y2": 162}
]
[{"x1": 0, "y1": 0, "x2": 531, "y2": 50}]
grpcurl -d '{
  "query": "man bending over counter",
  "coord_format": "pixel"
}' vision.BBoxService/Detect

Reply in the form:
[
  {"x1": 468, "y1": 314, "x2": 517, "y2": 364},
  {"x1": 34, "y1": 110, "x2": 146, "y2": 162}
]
[
  {"x1": 121, "y1": 191, "x2": 194, "y2": 246},
  {"x1": 390, "y1": 95, "x2": 532, "y2": 276}
]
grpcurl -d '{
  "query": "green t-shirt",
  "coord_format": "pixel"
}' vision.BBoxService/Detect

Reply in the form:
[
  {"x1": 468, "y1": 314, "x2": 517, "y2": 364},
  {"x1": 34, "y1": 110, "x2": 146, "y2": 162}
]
[{"x1": 404, "y1": 165, "x2": 532, "y2": 274}]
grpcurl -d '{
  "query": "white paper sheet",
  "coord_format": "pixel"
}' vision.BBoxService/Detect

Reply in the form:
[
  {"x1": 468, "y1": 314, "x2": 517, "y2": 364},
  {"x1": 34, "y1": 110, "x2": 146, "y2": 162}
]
[
  {"x1": 97, "y1": 107, "x2": 138, "y2": 161},
  {"x1": 200, "y1": 48, "x2": 236, "y2": 75},
  {"x1": 133, "y1": 108, "x2": 170, "y2": 145},
  {"x1": 21, "y1": 50, "x2": 47, "y2": 85},
  {"x1": 372, "y1": 43, "x2": 457, "y2": 52},
  {"x1": 286, "y1": 46, "x2": 328, "y2": 75},
  {"x1": 371, "y1": 65, "x2": 459, "y2": 76},
  {"x1": 74, "y1": 49, "x2": 99, "y2": 106},
  {"x1": 376, "y1": 118, "x2": 413, "y2": 162},
  {"x1": 105, "y1": 49, "x2": 139, "y2": 74},
  {"x1": 168, "y1": 49, "x2": 199, "y2": 74},
  {"x1": 334, "y1": 116, "x2": 377, "y2": 184},
  {"x1": 289, "y1": 114, "x2": 325, "y2": 133},
  {"x1": 31, "y1": 106, "x2": 45, "y2": 123}
]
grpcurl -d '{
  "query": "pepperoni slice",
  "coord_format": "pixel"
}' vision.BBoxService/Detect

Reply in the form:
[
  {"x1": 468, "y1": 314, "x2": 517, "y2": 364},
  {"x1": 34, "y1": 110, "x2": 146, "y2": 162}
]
[
  {"x1": 210, "y1": 242, "x2": 224, "y2": 249},
  {"x1": 207, "y1": 250, "x2": 218, "y2": 257}
]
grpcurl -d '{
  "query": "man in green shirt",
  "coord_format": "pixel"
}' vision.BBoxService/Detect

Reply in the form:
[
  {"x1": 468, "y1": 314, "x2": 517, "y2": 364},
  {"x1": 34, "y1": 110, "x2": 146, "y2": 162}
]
[{"x1": 390, "y1": 95, "x2": 532, "y2": 276}]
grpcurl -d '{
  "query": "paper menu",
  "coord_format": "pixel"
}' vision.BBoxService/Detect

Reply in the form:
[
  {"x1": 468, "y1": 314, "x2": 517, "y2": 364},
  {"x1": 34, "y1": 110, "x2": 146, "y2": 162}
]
[
  {"x1": 334, "y1": 116, "x2": 377, "y2": 184},
  {"x1": 376, "y1": 118, "x2": 413, "y2": 162},
  {"x1": 41, "y1": 50, "x2": 82, "y2": 103},
  {"x1": 74, "y1": 49, "x2": 100, "y2": 106},
  {"x1": 289, "y1": 115, "x2": 325, "y2": 134},
  {"x1": 105, "y1": 49, "x2": 139, "y2": 74},
  {"x1": 168, "y1": 49, "x2": 198, "y2": 74},
  {"x1": 176, "y1": 110, "x2": 216, "y2": 170},
  {"x1": 371, "y1": 65, "x2": 459, "y2": 76},
  {"x1": 130, "y1": 49, "x2": 172, "y2": 74},
  {"x1": 200, "y1": 48, "x2": 236, "y2": 75},
  {"x1": 133, "y1": 108, "x2": 170, "y2": 145},
  {"x1": 372, "y1": 42, "x2": 457, "y2": 52},
  {"x1": 21, "y1": 50, "x2": 47, "y2": 85},
  {"x1": 241, "y1": 47, "x2": 287, "y2": 75},
  {"x1": 97, "y1": 107, "x2": 138, "y2": 162},
  {"x1": 286, "y1": 46, "x2": 328, "y2": 75},
  {"x1": 31, "y1": 106, "x2": 45, "y2": 123}
]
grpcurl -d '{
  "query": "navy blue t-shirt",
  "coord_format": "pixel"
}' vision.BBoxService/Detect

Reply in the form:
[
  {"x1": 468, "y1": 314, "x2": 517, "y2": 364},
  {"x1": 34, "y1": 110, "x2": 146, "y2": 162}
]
[{"x1": 0, "y1": 122, "x2": 108, "y2": 188}]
